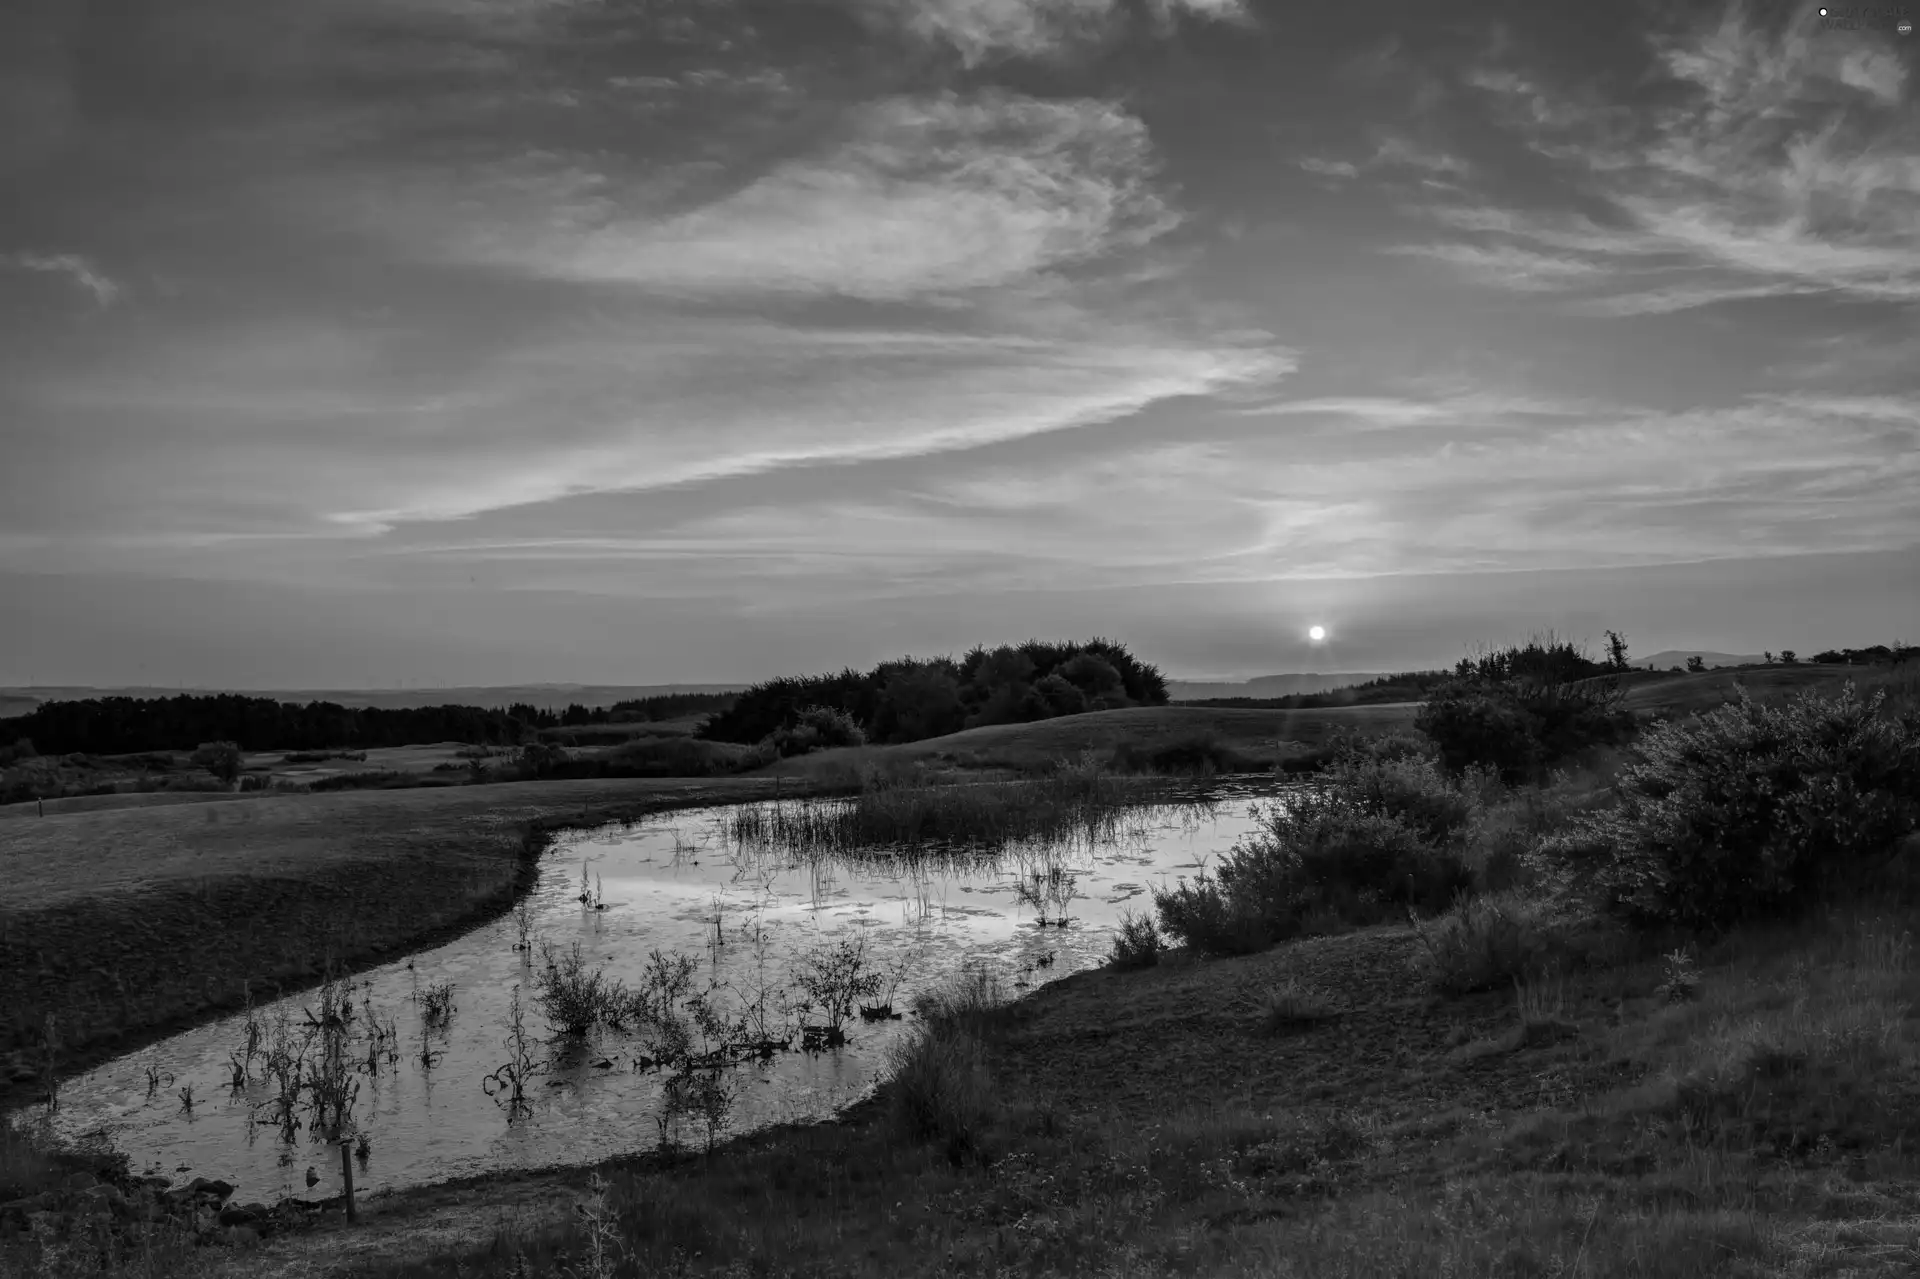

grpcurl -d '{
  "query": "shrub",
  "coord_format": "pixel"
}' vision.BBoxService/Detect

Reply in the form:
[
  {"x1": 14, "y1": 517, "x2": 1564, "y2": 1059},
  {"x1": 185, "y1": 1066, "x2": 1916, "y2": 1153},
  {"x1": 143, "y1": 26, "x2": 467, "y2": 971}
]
[
  {"x1": 1542, "y1": 683, "x2": 1920, "y2": 929},
  {"x1": 1106, "y1": 909, "x2": 1163, "y2": 970},
  {"x1": 1153, "y1": 785, "x2": 1473, "y2": 955},
  {"x1": 610, "y1": 736, "x2": 749, "y2": 777},
  {"x1": 1416, "y1": 678, "x2": 1634, "y2": 785},
  {"x1": 887, "y1": 1020, "x2": 995, "y2": 1165},
  {"x1": 1410, "y1": 890, "x2": 1564, "y2": 994},
  {"x1": 534, "y1": 942, "x2": 624, "y2": 1037},
  {"x1": 190, "y1": 740, "x2": 243, "y2": 784},
  {"x1": 764, "y1": 704, "x2": 869, "y2": 757}
]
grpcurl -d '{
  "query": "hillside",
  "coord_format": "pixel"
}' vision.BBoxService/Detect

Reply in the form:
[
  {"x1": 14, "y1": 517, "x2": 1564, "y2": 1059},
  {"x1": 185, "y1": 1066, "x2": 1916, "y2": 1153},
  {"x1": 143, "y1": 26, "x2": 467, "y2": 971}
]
[
  {"x1": 766, "y1": 702, "x2": 1421, "y2": 775},
  {"x1": 1638, "y1": 649, "x2": 1766, "y2": 670},
  {"x1": 1167, "y1": 672, "x2": 1390, "y2": 700}
]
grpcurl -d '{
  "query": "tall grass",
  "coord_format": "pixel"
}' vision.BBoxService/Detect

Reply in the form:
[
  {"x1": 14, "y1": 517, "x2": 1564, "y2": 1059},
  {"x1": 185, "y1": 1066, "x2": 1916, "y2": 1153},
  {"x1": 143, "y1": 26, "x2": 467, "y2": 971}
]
[{"x1": 727, "y1": 758, "x2": 1212, "y2": 856}]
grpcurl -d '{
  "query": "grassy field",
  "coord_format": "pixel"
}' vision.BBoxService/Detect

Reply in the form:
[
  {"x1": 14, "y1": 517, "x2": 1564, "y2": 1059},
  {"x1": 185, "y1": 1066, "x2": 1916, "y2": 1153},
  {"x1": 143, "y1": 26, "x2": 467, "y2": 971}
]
[
  {"x1": 0, "y1": 776, "x2": 810, "y2": 1104},
  {"x1": 767, "y1": 703, "x2": 1422, "y2": 779}
]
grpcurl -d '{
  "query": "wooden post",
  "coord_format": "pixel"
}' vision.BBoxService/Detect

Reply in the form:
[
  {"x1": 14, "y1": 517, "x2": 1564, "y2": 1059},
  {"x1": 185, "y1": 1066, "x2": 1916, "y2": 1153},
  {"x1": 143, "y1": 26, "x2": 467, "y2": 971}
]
[{"x1": 339, "y1": 1140, "x2": 356, "y2": 1223}]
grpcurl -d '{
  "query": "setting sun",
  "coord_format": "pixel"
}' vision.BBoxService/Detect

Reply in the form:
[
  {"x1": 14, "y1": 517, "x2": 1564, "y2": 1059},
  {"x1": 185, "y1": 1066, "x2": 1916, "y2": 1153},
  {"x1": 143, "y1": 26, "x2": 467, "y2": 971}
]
[{"x1": 1308, "y1": 625, "x2": 1326, "y2": 641}]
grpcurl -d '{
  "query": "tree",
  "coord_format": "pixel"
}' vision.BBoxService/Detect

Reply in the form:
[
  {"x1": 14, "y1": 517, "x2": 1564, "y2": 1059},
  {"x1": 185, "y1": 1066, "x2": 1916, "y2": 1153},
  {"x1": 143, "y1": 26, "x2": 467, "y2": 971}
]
[
  {"x1": 1604, "y1": 630, "x2": 1631, "y2": 673},
  {"x1": 1685, "y1": 656, "x2": 1707, "y2": 673},
  {"x1": 1034, "y1": 673, "x2": 1087, "y2": 717},
  {"x1": 1779, "y1": 650, "x2": 1798, "y2": 665},
  {"x1": 1764, "y1": 651, "x2": 1775, "y2": 664},
  {"x1": 872, "y1": 665, "x2": 966, "y2": 744},
  {"x1": 191, "y1": 740, "x2": 243, "y2": 784},
  {"x1": 1059, "y1": 653, "x2": 1124, "y2": 701}
]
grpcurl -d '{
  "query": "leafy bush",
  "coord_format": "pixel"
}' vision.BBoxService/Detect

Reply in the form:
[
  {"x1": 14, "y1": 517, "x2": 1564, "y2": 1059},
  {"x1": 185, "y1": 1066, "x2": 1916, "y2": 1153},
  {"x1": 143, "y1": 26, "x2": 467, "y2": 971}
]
[
  {"x1": 1154, "y1": 779, "x2": 1475, "y2": 955},
  {"x1": 764, "y1": 705, "x2": 868, "y2": 758},
  {"x1": 1106, "y1": 909, "x2": 1163, "y2": 970},
  {"x1": 190, "y1": 740, "x2": 243, "y2": 783},
  {"x1": 1541, "y1": 683, "x2": 1920, "y2": 929},
  {"x1": 1417, "y1": 678, "x2": 1635, "y2": 786}
]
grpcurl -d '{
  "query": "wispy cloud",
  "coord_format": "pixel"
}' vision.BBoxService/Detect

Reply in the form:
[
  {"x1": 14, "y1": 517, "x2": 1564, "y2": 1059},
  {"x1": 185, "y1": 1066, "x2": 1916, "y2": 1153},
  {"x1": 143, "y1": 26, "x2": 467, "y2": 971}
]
[
  {"x1": 856, "y1": 0, "x2": 1250, "y2": 67},
  {"x1": 3, "y1": 252, "x2": 119, "y2": 305},
  {"x1": 369, "y1": 91, "x2": 1178, "y2": 301},
  {"x1": 1394, "y1": 5, "x2": 1920, "y2": 312}
]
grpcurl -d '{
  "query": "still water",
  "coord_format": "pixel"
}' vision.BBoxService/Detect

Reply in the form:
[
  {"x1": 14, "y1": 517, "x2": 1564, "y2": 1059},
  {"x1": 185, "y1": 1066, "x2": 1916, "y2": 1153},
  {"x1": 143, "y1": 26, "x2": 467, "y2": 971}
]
[{"x1": 50, "y1": 782, "x2": 1285, "y2": 1200}]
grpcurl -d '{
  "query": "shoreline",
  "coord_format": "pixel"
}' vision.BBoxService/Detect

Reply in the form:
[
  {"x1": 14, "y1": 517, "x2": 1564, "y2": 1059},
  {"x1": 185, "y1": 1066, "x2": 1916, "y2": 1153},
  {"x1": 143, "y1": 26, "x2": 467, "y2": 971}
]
[{"x1": 0, "y1": 776, "x2": 833, "y2": 1112}]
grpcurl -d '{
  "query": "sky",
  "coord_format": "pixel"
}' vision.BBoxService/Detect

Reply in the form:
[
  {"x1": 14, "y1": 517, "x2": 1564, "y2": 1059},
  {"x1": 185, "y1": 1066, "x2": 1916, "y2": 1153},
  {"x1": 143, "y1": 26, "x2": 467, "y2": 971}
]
[{"x1": 2, "y1": 0, "x2": 1916, "y2": 687}]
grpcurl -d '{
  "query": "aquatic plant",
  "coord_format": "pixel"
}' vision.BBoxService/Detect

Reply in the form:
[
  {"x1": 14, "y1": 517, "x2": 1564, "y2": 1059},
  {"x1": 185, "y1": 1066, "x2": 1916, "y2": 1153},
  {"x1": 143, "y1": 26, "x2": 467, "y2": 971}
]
[
  {"x1": 535, "y1": 941, "x2": 627, "y2": 1037},
  {"x1": 414, "y1": 979, "x2": 456, "y2": 1027},
  {"x1": 142, "y1": 1064, "x2": 174, "y2": 1100},
  {"x1": 483, "y1": 985, "x2": 547, "y2": 1122},
  {"x1": 726, "y1": 769, "x2": 1212, "y2": 857},
  {"x1": 793, "y1": 932, "x2": 884, "y2": 1039}
]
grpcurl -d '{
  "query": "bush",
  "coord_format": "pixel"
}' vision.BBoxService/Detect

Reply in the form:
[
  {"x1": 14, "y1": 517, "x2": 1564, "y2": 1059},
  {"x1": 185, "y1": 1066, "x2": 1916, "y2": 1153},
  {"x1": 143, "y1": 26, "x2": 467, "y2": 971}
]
[
  {"x1": 609, "y1": 736, "x2": 751, "y2": 777},
  {"x1": 887, "y1": 1021, "x2": 995, "y2": 1165},
  {"x1": 1416, "y1": 678, "x2": 1635, "y2": 785},
  {"x1": 1154, "y1": 782, "x2": 1475, "y2": 955},
  {"x1": 1106, "y1": 909, "x2": 1163, "y2": 970},
  {"x1": 1542, "y1": 683, "x2": 1920, "y2": 929},
  {"x1": 764, "y1": 704, "x2": 868, "y2": 758},
  {"x1": 1410, "y1": 890, "x2": 1564, "y2": 994},
  {"x1": 190, "y1": 740, "x2": 243, "y2": 784}
]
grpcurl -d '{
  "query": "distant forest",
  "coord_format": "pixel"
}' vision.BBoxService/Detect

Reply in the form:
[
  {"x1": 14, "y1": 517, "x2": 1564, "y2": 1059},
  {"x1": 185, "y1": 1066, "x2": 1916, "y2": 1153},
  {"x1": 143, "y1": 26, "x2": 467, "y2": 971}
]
[
  {"x1": 699, "y1": 639, "x2": 1168, "y2": 746},
  {"x1": 0, "y1": 689, "x2": 740, "y2": 756}
]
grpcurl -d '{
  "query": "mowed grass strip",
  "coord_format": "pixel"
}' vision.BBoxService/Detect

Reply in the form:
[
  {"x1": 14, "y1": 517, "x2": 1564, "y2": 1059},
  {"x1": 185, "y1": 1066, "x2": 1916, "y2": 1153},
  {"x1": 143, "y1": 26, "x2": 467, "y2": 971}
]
[{"x1": 0, "y1": 776, "x2": 799, "y2": 1098}]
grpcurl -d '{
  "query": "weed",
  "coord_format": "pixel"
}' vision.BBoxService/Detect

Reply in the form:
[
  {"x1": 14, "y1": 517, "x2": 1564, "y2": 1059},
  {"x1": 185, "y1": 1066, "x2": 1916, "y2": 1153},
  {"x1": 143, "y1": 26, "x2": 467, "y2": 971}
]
[
  {"x1": 1254, "y1": 977, "x2": 1340, "y2": 1034},
  {"x1": 1410, "y1": 890, "x2": 1563, "y2": 995},
  {"x1": 1107, "y1": 908, "x2": 1163, "y2": 971},
  {"x1": 176, "y1": 1082, "x2": 195, "y2": 1115},
  {"x1": 534, "y1": 941, "x2": 627, "y2": 1037},
  {"x1": 793, "y1": 932, "x2": 884, "y2": 1037},
  {"x1": 142, "y1": 1064, "x2": 174, "y2": 1100},
  {"x1": 483, "y1": 985, "x2": 547, "y2": 1122},
  {"x1": 887, "y1": 1019, "x2": 995, "y2": 1166},
  {"x1": 415, "y1": 980, "x2": 457, "y2": 1027}
]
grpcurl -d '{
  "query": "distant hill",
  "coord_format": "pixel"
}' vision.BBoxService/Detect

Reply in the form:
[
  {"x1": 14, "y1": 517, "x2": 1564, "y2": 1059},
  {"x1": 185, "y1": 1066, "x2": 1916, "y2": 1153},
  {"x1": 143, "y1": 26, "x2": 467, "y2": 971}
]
[
  {"x1": 1638, "y1": 651, "x2": 1766, "y2": 671},
  {"x1": 1167, "y1": 673, "x2": 1390, "y2": 701},
  {"x1": 0, "y1": 684, "x2": 748, "y2": 713}
]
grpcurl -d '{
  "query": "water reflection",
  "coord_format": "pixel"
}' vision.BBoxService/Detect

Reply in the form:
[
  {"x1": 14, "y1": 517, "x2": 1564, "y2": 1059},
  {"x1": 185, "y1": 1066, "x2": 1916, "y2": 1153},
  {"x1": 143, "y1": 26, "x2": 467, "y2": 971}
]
[{"x1": 49, "y1": 780, "x2": 1284, "y2": 1200}]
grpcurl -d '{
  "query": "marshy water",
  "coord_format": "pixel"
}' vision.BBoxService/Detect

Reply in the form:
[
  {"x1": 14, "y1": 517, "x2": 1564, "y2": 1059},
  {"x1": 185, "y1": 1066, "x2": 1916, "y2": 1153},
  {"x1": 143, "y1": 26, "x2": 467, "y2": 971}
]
[{"x1": 49, "y1": 779, "x2": 1289, "y2": 1200}]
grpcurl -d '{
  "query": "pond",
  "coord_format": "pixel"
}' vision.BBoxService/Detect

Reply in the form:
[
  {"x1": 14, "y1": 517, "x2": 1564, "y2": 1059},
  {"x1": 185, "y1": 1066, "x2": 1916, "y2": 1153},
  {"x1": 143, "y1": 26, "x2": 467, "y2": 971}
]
[{"x1": 46, "y1": 780, "x2": 1290, "y2": 1201}]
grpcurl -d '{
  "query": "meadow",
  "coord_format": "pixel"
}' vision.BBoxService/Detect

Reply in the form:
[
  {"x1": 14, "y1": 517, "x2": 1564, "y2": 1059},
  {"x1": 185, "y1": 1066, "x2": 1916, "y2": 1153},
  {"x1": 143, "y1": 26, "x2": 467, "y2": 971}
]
[{"x1": 5, "y1": 657, "x2": 1918, "y2": 1277}]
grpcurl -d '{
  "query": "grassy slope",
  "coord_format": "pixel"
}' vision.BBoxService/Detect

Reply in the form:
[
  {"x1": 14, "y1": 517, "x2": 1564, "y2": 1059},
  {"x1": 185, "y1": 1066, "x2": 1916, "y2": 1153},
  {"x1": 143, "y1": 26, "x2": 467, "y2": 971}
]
[
  {"x1": 221, "y1": 907, "x2": 1920, "y2": 1279},
  {"x1": 766, "y1": 703, "x2": 1422, "y2": 778},
  {"x1": 0, "y1": 776, "x2": 806, "y2": 1102}
]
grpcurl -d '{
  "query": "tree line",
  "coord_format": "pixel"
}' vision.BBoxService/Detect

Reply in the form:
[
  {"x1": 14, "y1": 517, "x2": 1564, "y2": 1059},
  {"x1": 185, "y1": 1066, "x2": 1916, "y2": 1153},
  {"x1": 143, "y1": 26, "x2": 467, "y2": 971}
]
[
  {"x1": 698, "y1": 638, "x2": 1169, "y2": 747},
  {"x1": 1, "y1": 695, "x2": 537, "y2": 756}
]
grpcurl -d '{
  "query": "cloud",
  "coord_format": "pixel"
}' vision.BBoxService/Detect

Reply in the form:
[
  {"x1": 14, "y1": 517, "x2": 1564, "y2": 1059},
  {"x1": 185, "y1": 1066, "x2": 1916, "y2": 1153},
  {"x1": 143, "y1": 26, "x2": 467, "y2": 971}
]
[
  {"x1": 1399, "y1": 5, "x2": 1920, "y2": 311},
  {"x1": 379, "y1": 91, "x2": 1179, "y2": 301},
  {"x1": 3, "y1": 252, "x2": 119, "y2": 304},
  {"x1": 856, "y1": 0, "x2": 1251, "y2": 67},
  {"x1": 7, "y1": 307, "x2": 1295, "y2": 545},
  {"x1": 167, "y1": 388, "x2": 1912, "y2": 605}
]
